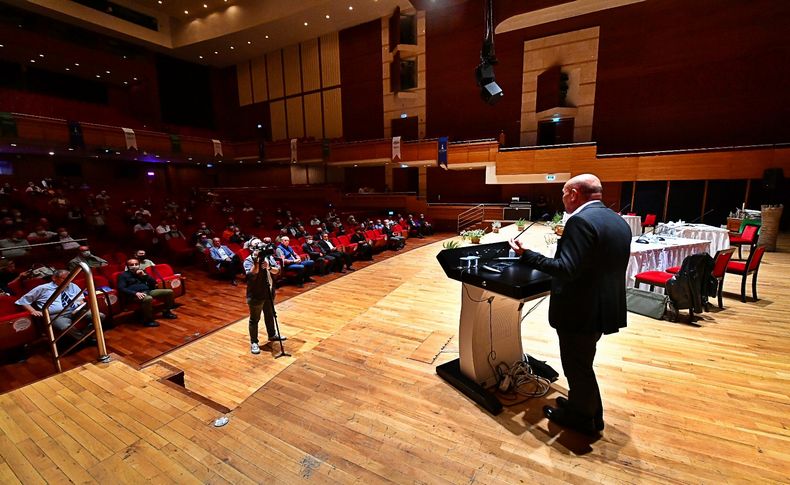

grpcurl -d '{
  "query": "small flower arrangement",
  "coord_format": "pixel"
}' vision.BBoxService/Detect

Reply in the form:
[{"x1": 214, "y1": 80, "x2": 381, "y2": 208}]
[
  {"x1": 491, "y1": 221, "x2": 501, "y2": 233},
  {"x1": 460, "y1": 229, "x2": 486, "y2": 243}
]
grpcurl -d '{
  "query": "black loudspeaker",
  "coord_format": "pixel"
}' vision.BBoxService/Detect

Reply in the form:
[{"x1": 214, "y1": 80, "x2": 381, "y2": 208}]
[
  {"x1": 763, "y1": 168, "x2": 784, "y2": 191},
  {"x1": 481, "y1": 81, "x2": 503, "y2": 105}
]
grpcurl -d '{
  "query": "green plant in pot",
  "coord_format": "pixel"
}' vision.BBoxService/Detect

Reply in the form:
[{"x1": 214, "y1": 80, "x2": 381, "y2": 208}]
[
  {"x1": 442, "y1": 240, "x2": 461, "y2": 250},
  {"x1": 549, "y1": 212, "x2": 565, "y2": 236},
  {"x1": 515, "y1": 218, "x2": 527, "y2": 231},
  {"x1": 460, "y1": 228, "x2": 486, "y2": 244}
]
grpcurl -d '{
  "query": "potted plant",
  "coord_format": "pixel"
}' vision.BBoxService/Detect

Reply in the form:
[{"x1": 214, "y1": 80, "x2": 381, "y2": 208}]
[
  {"x1": 442, "y1": 240, "x2": 461, "y2": 249},
  {"x1": 460, "y1": 229, "x2": 486, "y2": 244},
  {"x1": 515, "y1": 218, "x2": 527, "y2": 231},
  {"x1": 491, "y1": 221, "x2": 501, "y2": 233},
  {"x1": 549, "y1": 212, "x2": 565, "y2": 236}
]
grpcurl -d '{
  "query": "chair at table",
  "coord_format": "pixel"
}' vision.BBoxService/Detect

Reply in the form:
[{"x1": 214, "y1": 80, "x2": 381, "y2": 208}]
[
  {"x1": 665, "y1": 247, "x2": 736, "y2": 309},
  {"x1": 642, "y1": 214, "x2": 657, "y2": 234},
  {"x1": 636, "y1": 253, "x2": 714, "y2": 322},
  {"x1": 725, "y1": 245, "x2": 766, "y2": 303},
  {"x1": 728, "y1": 224, "x2": 759, "y2": 260}
]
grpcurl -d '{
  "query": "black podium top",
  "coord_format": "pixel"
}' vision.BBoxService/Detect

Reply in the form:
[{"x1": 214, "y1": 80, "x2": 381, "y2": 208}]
[{"x1": 436, "y1": 241, "x2": 552, "y2": 300}]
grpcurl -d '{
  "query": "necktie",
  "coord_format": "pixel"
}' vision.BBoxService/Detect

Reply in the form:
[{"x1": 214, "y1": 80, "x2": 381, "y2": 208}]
[{"x1": 60, "y1": 292, "x2": 70, "y2": 310}]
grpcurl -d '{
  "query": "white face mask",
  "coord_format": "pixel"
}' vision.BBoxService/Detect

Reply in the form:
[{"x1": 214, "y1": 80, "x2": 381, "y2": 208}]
[
  {"x1": 81, "y1": 251, "x2": 91, "y2": 257},
  {"x1": 128, "y1": 265, "x2": 140, "y2": 271}
]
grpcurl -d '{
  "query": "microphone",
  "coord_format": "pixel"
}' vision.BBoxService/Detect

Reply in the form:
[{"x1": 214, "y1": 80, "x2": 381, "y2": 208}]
[
  {"x1": 513, "y1": 213, "x2": 551, "y2": 240},
  {"x1": 618, "y1": 203, "x2": 631, "y2": 214},
  {"x1": 687, "y1": 209, "x2": 715, "y2": 224}
]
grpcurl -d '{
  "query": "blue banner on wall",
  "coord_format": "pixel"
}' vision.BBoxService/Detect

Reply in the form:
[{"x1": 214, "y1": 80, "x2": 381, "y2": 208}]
[{"x1": 438, "y1": 136, "x2": 448, "y2": 169}]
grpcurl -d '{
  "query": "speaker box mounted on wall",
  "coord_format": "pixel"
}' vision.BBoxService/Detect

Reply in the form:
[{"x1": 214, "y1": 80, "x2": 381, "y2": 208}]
[{"x1": 481, "y1": 81, "x2": 503, "y2": 105}]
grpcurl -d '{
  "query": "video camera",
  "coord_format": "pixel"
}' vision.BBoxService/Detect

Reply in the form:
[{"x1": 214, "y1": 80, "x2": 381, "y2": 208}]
[{"x1": 249, "y1": 239, "x2": 275, "y2": 262}]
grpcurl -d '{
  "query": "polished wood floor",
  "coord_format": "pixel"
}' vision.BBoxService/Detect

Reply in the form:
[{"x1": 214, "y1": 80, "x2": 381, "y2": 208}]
[
  {"x1": 0, "y1": 234, "x2": 445, "y2": 392},
  {"x1": 1, "y1": 225, "x2": 788, "y2": 483}
]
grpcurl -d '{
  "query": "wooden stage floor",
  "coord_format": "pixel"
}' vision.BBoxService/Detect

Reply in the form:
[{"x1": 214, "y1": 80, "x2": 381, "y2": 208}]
[{"x1": 1, "y1": 225, "x2": 788, "y2": 483}]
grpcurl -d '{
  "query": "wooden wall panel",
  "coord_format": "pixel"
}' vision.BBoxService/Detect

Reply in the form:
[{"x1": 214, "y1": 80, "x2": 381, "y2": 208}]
[
  {"x1": 266, "y1": 51, "x2": 285, "y2": 100},
  {"x1": 286, "y1": 96, "x2": 305, "y2": 139},
  {"x1": 301, "y1": 39, "x2": 321, "y2": 92},
  {"x1": 291, "y1": 165, "x2": 308, "y2": 184},
  {"x1": 236, "y1": 62, "x2": 253, "y2": 106},
  {"x1": 320, "y1": 33, "x2": 341, "y2": 87},
  {"x1": 269, "y1": 100, "x2": 287, "y2": 141},
  {"x1": 303, "y1": 92, "x2": 323, "y2": 139},
  {"x1": 283, "y1": 45, "x2": 303, "y2": 97},
  {"x1": 323, "y1": 88, "x2": 343, "y2": 139},
  {"x1": 250, "y1": 57, "x2": 268, "y2": 103}
]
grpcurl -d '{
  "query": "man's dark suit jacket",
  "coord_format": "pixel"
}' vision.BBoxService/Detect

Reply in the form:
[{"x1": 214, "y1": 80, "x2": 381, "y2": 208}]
[{"x1": 519, "y1": 201, "x2": 632, "y2": 335}]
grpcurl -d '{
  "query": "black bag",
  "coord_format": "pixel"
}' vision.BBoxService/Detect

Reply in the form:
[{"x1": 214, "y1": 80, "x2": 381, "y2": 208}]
[
  {"x1": 626, "y1": 287, "x2": 668, "y2": 319},
  {"x1": 665, "y1": 253, "x2": 715, "y2": 317}
]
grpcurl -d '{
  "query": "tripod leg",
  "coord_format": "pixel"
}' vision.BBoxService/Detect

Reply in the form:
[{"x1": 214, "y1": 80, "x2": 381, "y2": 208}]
[{"x1": 271, "y1": 308, "x2": 291, "y2": 358}]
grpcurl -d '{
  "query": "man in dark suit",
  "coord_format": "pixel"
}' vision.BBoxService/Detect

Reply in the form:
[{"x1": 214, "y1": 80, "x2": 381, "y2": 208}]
[
  {"x1": 509, "y1": 173, "x2": 631, "y2": 436},
  {"x1": 317, "y1": 233, "x2": 353, "y2": 271}
]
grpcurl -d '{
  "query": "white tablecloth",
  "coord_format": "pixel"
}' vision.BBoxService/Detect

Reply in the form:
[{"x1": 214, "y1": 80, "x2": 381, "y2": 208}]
[
  {"x1": 622, "y1": 215, "x2": 642, "y2": 237},
  {"x1": 664, "y1": 224, "x2": 730, "y2": 254},
  {"x1": 628, "y1": 237, "x2": 712, "y2": 290}
]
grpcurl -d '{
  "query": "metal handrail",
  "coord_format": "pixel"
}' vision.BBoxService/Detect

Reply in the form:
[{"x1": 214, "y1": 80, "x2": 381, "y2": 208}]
[
  {"x1": 458, "y1": 204, "x2": 485, "y2": 233},
  {"x1": 42, "y1": 262, "x2": 109, "y2": 372}
]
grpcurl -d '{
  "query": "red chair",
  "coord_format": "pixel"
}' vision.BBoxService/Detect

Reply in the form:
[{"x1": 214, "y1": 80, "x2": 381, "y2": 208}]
[
  {"x1": 725, "y1": 245, "x2": 767, "y2": 302},
  {"x1": 728, "y1": 224, "x2": 759, "y2": 260},
  {"x1": 333, "y1": 236, "x2": 357, "y2": 256},
  {"x1": 634, "y1": 269, "x2": 674, "y2": 292},
  {"x1": 666, "y1": 247, "x2": 737, "y2": 309},
  {"x1": 0, "y1": 295, "x2": 37, "y2": 357},
  {"x1": 642, "y1": 214, "x2": 657, "y2": 234},
  {"x1": 146, "y1": 264, "x2": 186, "y2": 298}
]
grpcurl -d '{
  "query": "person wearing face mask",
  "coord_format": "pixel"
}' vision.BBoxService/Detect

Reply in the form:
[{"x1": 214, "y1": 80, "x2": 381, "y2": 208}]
[
  {"x1": 132, "y1": 250, "x2": 155, "y2": 271},
  {"x1": 117, "y1": 259, "x2": 178, "y2": 327},
  {"x1": 301, "y1": 235, "x2": 335, "y2": 276},
  {"x1": 56, "y1": 228, "x2": 80, "y2": 251},
  {"x1": 67, "y1": 246, "x2": 108, "y2": 271}
]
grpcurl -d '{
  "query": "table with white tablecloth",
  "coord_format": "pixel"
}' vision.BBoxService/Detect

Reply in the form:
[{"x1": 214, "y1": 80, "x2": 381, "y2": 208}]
[
  {"x1": 628, "y1": 237, "x2": 712, "y2": 290},
  {"x1": 622, "y1": 215, "x2": 642, "y2": 237},
  {"x1": 660, "y1": 224, "x2": 730, "y2": 254}
]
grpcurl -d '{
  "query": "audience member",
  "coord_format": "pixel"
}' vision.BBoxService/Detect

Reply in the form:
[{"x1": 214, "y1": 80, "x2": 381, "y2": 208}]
[
  {"x1": 276, "y1": 236, "x2": 314, "y2": 287},
  {"x1": 68, "y1": 246, "x2": 108, "y2": 271},
  {"x1": 27, "y1": 226, "x2": 57, "y2": 245},
  {"x1": 350, "y1": 228, "x2": 373, "y2": 260},
  {"x1": 117, "y1": 259, "x2": 178, "y2": 327},
  {"x1": 133, "y1": 250, "x2": 155, "y2": 271},
  {"x1": 302, "y1": 235, "x2": 336, "y2": 275},
  {"x1": 0, "y1": 230, "x2": 31, "y2": 258},
  {"x1": 209, "y1": 237, "x2": 243, "y2": 286},
  {"x1": 56, "y1": 228, "x2": 80, "y2": 251},
  {"x1": 317, "y1": 233, "x2": 353, "y2": 272}
]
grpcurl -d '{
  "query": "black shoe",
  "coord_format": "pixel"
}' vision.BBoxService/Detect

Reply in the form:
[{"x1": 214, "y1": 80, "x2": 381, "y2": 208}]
[
  {"x1": 555, "y1": 396, "x2": 604, "y2": 431},
  {"x1": 144, "y1": 321, "x2": 160, "y2": 327},
  {"x1": 162, "y1": 311, "x2": 178, "y2": 319},
  {"x1": 268, "y1": 335, "x2": 287, "y2": 342},
  {"x1": 543, "y1": 405, "x2": 598, "y2": 436}
]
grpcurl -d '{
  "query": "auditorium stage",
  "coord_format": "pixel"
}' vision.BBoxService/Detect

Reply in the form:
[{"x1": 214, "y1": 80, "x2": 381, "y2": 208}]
[{"x1": 1, "y1": 225, "x2": 788, "y2": 483}]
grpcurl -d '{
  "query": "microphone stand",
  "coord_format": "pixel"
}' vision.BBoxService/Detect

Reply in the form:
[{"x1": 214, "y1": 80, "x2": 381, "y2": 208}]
[{"x1": 618, "y1": 203, "x2": 632, "y2": 214}]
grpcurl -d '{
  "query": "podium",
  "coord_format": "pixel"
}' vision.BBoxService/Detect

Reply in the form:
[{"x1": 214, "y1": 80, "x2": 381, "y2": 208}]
[{"x1": 436, "y1": 241, "x2": 552, "y2": 414}]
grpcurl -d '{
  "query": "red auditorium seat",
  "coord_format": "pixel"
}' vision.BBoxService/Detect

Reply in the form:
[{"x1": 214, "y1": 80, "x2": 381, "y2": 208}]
[
  {"x1": 0, "y1": 295, "x2": 38, "y2": 356},
  {"x1": 725, "y1": 245, "x2": 767, "y2": 302},
  {"x1": 165, "y1": 237, "x2": 194, "y2": 264},
  {"x1": 642, "y1": 214, "x2": 657, "y2": 234},
  {"x1": 145, "y1": 264, "x2": 186, "y2": 298}
]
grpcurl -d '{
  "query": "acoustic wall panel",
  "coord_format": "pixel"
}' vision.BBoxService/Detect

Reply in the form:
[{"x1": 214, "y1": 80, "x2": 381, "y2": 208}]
[
  {"x1": 291, "y1": 165, "x2": 308, "y2": 184},
  {"x1": 301, "y1": 38, "x2": 321, "y2": 92},
  {"x1": 320, "y1": 33, "x2": 341, "y2": 87},
  {"x1": 283, "y1": 44, "x2": 302, "y2": 96},
  {"x1": 266, "y1": 50, "x2": 284, "y2": 99},
  {"x1": 286, "y1": 96, "x2": 305, "y2": 139},
  {"x1": 236, "y1": 62, "x2": 253, "y2": 106},
  {"x1": 250, "y1": 57, "x2": 268, "y2": 103},
  {"x1": 323, "y1": 88, "x2": 343, "y2": 139},
  {"x1": 303, "y1": 92, "x2": 323, "y2": 139},
  {"x1": 270, "y1": 99, "x2": 287, "y2": 141}
]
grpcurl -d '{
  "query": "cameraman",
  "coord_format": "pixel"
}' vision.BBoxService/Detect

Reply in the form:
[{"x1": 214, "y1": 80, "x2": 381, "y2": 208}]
[{"x1": 244, "y1": 238, "x2": 287, "y2": 355}]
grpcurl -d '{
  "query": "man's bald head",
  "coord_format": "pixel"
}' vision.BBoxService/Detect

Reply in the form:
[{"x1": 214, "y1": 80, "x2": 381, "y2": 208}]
[{"x1": 562, "y1": 174, "x2": 603, "y2": 213}]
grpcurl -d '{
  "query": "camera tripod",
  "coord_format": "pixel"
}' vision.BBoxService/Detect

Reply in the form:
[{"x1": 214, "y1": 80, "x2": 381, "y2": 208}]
[{"x1": 271, "y1": 307, "x2": 290, "y2": 359}]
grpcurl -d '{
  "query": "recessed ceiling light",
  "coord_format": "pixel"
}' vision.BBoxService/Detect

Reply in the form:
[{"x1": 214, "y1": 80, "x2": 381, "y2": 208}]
[
  {"x1": 74, "y1": 62, "x2": 80, "y2": 66},
  {"x1": 10, "y1": 144, "x2": 16, "y2": 147},
  {"x1": 96, "y1": 74, "x2": 101, "y2": 78},
  {"x1": 247, "y1": 41, "x2": 251, "y2": 44},
  {"x1": 48, "y1": 151, "x2": 54, "y2": 156},
  {"x1": 184, "y1": 10, "x2": 189, "y2": 15},
  {"x1": 230, "y1": 46, "x2": 234, "y2": 50},
  {"x1": 106, "y1": 70, "x2": 111, "y2": 74},
  {"x1": 199, "y1": 55, "x2": 203, "y2": 59},
  {"x1": 214, "y1": 51, "x2": 218, "y2": 55},
  {"x1": 158, "y1": 1, "x2": 162, "y2": 4},
  {"x1": 133, "y1": 77, "x2": 138, "y2": 81},
  {"x1": 349, "y1": 5, "x2": 353, "y2": 10},
  {"x1": 265, "y1": 35, "x2": 269, "y2": 39},
  {"x1": 203, "y1": 4, "x2": 208, "y2": 8},
  {"x1": 123, "y1": 81, "x2": 128, "y2": 85},
  {"x1": 304, "y1": 22, "x2": 308, "y2": 26},
  {"x1": 39, "y1": 53, "x2": 44, "y2": 58},
  {"x1": 325, "y1": 14, "x2": 330, "y2": 19},
  {"x1": 29, "y1": 59, "x2": 35, "y2": 63},
  {"x1": 68, "y1": 147, "x2": 74, "y2": 151},
  {"x1": 65, "y1": 67, "x2": 70, "y2": 71},
  {"x1": 0, "y1": 44, "x2": 4, "y2": 48}
]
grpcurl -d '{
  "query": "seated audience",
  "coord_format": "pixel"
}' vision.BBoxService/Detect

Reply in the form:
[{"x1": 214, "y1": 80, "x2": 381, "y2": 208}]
[
  {"x1": 302, "y1": 235, "x2": 336, "y2": 275},
  {"x1": 56, "y1": 228, "x2": 80, "y2": 251},
  {"x1": 155, "y1": 220, "x2": 172, "y2": 240},
  {"x1": 317, "y1": 233, "x2": 353, "y2": 271},
  {"x1": 276, "y1": 236, "x2": 314, "y2": 287},
  {"x1": 117, "y1": 259, "x2": 178, "y2": 327},
  {"x1": 209, "y1": 237, "x2": 243, "y2": 286},
  {"x1": 418, "y1": 214, "x2": 434, "y2": 235},
  {"x1": 132, "y1": 250, "x2": 155, "y2": 271},
  {"x1": 16, "y1": 269, "x2": 99, "y2": 340},
  {"x1": 27, "y1": 226, "x2": 57, "y2": 245},
  {"x1": 0, "y1": 231, "x2": 31, "y2": 258},
  {"x1": 350, "y1": 228, "x2": 373, "y2": 260},
  {"x1": 68, "y1": 246, "x2": 108, "y2": 271},
  {"x1": 407, "y1": 214, "x2": 425, "y2": 238}
]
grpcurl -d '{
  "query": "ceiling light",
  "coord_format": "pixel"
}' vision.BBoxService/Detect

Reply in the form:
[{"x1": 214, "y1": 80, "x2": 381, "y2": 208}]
[
  {"x1": 230, "y1": 46, "x2": 235, "y2": 50},
  {"x1": 106, "y1": 70, "x2": 111, "y2": 74},
  {"x1": 203, "y1": 4, "x2": 208, "y2": 8},
  {"x1": 10, "y1": 144, "x2": 16, "y2": 147},
  {"x1": 0, "y1": 44, "x2": 4, "y2": 48},
  {"x1": 133, "y1": 77, "x2": 138, "y2": 81},
  {"x1": 247, "y1": 41, "x2": 251, "y2": 44},
  {"x1": 68, "y1": 147, "x2": 74, "y2": 151},
  {"x1": 123, "y1": 81, "x2": 128, "y2": 85},
  {"x1": 96, "y1": 74, "x2": 101, "y2": 78},
  {"x1": 65, "y1": 67, "x2": 70, "y2": 71},
  {"x1": 214, "y1": 51, "x2": 218, "y2": 54},
  {"x1": 158, "y1": 1, "x2": 162, "y2": 4},
  {"x1": 265, "y1": 35, "x2": 269, "y2": 39},
  {"x1": 29, "y1": 59, "x2": 35, "y2": 63},
  {"x1": 48, "y1": 151, "x2": 55, "y2": 156},
  {"x1": 349, "y1": 5, "x2": 354, "y2": 10},
  {"x1": 184, "y1": 10, "x2": 189, "y2": 15},
  {"x1": 74, "y1": 62, "x2": 79, "y2": 66},
  {"x1": 39, "y1": 53, "x2": 44, "y2": 58},
  {"x1": 199, "y1": 55, "x2": 203, "y2": 59},
  {"x1": 325, "y1": 14, "x2": 330, "y2": 19}
]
